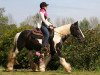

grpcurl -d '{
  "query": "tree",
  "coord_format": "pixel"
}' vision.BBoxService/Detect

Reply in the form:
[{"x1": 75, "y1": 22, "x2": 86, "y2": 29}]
[
  {"x1": 0, "y1": 8, "x2": 8, "y2": 25},
  {"x1": 55, "y1": 17, "x2": 62, "y2": 27},
  {"x1": 65, "y1": 17, "x2": 75, "y2": 24},
  {"x1": 7, "y1": 14, "x2": 16, "y2": 25},
  {"x1": 0, "y1": 8, "x2": 5, "y2": 17},
  {"x1": 55, "y1": 17, "x2": 75, "y2": 27},
  {"x1": 0, "y1": 8, "x2": 17, "y2": 35},
  {"x1": 80, "y1": 18, "x2": 90, "y2": 30},
  {"x1": 20, "y1": 13, "x2": 41, "y2": 27},
  {"x1": 89, "y1": 17, "x2": 100, "y2": 29}
]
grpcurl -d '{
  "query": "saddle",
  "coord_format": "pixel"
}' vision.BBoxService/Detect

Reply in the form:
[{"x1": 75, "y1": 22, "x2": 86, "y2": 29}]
[
  {"x1": 31, "y1": 28, "x2": 44, "y2": 39},
  {"x1": 31, "y1": 27, "x2": 54, "y2": 39}
]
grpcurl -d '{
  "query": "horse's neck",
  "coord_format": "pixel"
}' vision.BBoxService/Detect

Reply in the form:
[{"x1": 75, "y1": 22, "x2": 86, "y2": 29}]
[{"x1": 54, "y1": 24, "x2": 71, "y2": 36}]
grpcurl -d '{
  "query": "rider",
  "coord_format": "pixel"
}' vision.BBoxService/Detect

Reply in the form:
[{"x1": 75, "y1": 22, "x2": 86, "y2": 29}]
[{"x1": 39, "y1": 2, "x2": 54, "y2": 48}]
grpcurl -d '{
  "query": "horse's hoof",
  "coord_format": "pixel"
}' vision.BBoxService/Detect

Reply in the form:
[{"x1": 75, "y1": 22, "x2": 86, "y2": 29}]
[
  {"x1": 6, "y1": 67, "x2": 13, "y2": 72},
  {"x1": 39, "y1": 69, "x2": 45, "y2": 72},
  {"x1": 64, "y1": 64, "x2": 72, "y2": 73},
  {"x1": 39, "y1": 65, "x2": 45, "y2": 72},
  {"x1": 32, "y1": 70, "x2": 39, "y2": 72},
  {"x1": 65, "y1": 69, "x2": 71, "y2": 74},
  {"x1": 6, "y1": 69, "x2": 13, "y2": 72}
]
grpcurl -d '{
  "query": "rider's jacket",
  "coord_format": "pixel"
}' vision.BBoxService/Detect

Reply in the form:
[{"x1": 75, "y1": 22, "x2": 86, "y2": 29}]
[{"x1": 39, "y1": 8, "x2": 52, "y2": 28}]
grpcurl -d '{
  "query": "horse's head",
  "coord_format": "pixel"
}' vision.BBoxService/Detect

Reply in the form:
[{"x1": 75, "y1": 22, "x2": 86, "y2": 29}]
[{"x1": 70, "y1": 21, "x2": 85, "y2": 43}]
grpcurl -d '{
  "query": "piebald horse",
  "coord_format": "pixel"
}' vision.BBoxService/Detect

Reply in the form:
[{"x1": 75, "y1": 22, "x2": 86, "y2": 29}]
[{"x1": 6, "y1": 21, "x2": 85, "y2": 73}]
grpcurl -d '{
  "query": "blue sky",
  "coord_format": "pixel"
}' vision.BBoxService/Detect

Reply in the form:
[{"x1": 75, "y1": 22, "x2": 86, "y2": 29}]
[{"x1": 0, "y1": 0, "x2": 100, "y2": 24}]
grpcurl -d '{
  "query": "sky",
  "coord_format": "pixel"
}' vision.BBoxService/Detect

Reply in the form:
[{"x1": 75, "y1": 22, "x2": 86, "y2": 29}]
[{"x1": 0, "y1": 0, "x2": 100, "y2": 25}]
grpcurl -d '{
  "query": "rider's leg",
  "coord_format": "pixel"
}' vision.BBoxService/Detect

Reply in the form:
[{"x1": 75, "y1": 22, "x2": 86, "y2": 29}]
[{"x1": 41, "y1": 25, "x2": 50, "y2": 47}]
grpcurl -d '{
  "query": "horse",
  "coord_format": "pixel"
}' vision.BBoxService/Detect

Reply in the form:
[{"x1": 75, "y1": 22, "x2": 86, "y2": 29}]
[{"x1": 6, "y1": 21, "x2": 85, "y2": 73}]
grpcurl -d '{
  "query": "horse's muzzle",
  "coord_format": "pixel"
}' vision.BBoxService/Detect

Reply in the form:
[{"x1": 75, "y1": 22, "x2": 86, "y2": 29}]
[{"x1": 78, "y1": 37, "x2": 85, "y2": 43}]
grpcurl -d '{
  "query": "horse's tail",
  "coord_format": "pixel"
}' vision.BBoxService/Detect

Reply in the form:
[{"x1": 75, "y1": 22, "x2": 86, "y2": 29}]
[
  {"x1": 13, "y1": 32, "x2": 21, "y2": 51},
  {"x1": 14, "y1": 32, "x2": 21, "y2": 46},
  {"x1": 6, "y1": 32, "x2": 21, "y2": 71}
]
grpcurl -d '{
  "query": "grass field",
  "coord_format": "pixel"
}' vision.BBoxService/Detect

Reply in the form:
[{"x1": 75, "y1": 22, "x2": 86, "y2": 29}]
[
  {"x1": 0, "y1": 68, "x2": 100, "y2": 75},
  {"x1": 0, "y1": 71, "x2": 100, "y2": 75}
]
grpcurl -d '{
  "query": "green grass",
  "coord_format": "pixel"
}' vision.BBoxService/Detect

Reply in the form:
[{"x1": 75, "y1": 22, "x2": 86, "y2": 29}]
[
  {"x1": 0, "y1": 67, "x2": 100, "y2": 75},
  {"x1": 0, "y1": 70, "x2": 100, "y2": 75}
]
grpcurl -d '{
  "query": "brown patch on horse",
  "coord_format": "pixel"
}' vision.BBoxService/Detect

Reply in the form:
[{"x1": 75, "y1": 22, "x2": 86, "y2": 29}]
[{"x1": 70, "y1": 21, "x2": 85, "y2": 42}]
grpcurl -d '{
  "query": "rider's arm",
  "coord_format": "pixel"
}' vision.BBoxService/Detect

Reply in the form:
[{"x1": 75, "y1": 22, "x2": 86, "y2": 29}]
[{"x1": 40, "y1": 12, "x2": 52, "y2": 27}]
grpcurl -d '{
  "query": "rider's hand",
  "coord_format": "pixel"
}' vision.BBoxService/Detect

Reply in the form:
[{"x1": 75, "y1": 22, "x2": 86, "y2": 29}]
[
  {"x1": 49, "y1": 26, "x2": 54, "y2": 29},
  {"x1": 49, "y1": 25, "x2": 56, "y2": 29}
]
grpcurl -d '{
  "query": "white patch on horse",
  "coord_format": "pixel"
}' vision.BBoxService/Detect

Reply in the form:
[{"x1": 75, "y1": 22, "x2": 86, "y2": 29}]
[
  {"x1": 14, "y1": 32, "x2": 21, "y2": 45},
  {"x1": 53, "y1": 24, "x2": 72, "y2": 47},
  {"x1": 53, "y1": 35, "x2": 61, "y2": 47},
  {"x1": 54, "y1": 24, "x2": 71, "y2": 36},
  {"x1": 79, "y1": 28, "x2": 85, "y2": 38},
  {"x1": 37, "y1": 39, "x2": 42, "y2": 44},
  {"x1": 14, "y1": 32, "x2": 21, "y2": 54},
  {"x1": 59, "y1": 57, "x2": 71, "y2": 73}
]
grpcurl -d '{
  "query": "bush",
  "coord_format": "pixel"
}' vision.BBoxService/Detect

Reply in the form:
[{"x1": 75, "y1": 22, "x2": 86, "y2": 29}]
[
  {"x1": 0, "y1": 25, "x2": 33, "y2": 67},
  {"x1": 0, "y1": 24, "x2": 100, "y2": 71},
  {"x1": 62, "y1": 29, "x2": 100, "y2": 70}
]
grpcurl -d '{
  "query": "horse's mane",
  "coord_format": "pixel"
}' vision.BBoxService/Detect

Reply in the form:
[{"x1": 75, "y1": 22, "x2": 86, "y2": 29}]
[{"x1": 54, "y1": 24, "x2": 72, "y2": 36}]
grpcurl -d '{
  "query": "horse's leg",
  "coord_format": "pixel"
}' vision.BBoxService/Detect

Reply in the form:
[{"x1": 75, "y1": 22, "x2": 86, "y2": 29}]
[
  {"x1": 59, "y1": 57, "x2": 71, "y2": 73},
  {"x1": 28, "y1": 50, "x2": 39, "y2": 71},
  {"x1": 39, "y1": 54, "x2": 51, "y2": 72},
  {"x1": 39, "y1": 53, "x2": 45, "y2": 72},
  {"x1": 56, "y1": 43, "x2": 72, "y2": 73},
  {"x1": 7, "y1": 46, "x2": 19, "y2": 71},
  {"x1": 45, "y1": 55, "x2": 51, "y2": 68},
  {"x1": 45, "y1": 40, "x2": 55, "y2": 68},
  {"x1": 39, "y1": 44, "x2": 51, "y2": 72},
  {"x1": 28, "y1": 50, "x2": 36, "y2": 71},
  {"x1": 44, "y1": 44, "x2": 51, "y2": 67}
]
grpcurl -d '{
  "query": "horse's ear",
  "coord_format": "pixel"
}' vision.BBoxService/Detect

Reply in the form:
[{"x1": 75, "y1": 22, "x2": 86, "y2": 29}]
[{"x1": 74, "y1": 21, "x2": 78, "y2": 26}]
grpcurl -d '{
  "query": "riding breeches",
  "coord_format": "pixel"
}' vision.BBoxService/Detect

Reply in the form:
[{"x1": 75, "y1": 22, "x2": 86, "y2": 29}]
[{"x1": 41, "y1": 25, "x2": 50, "y2": 47}]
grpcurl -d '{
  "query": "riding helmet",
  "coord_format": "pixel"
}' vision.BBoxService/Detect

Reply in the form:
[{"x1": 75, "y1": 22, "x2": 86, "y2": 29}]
[{"x1": 40, "y1": 2, "x2": 49, "y2": 8}]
